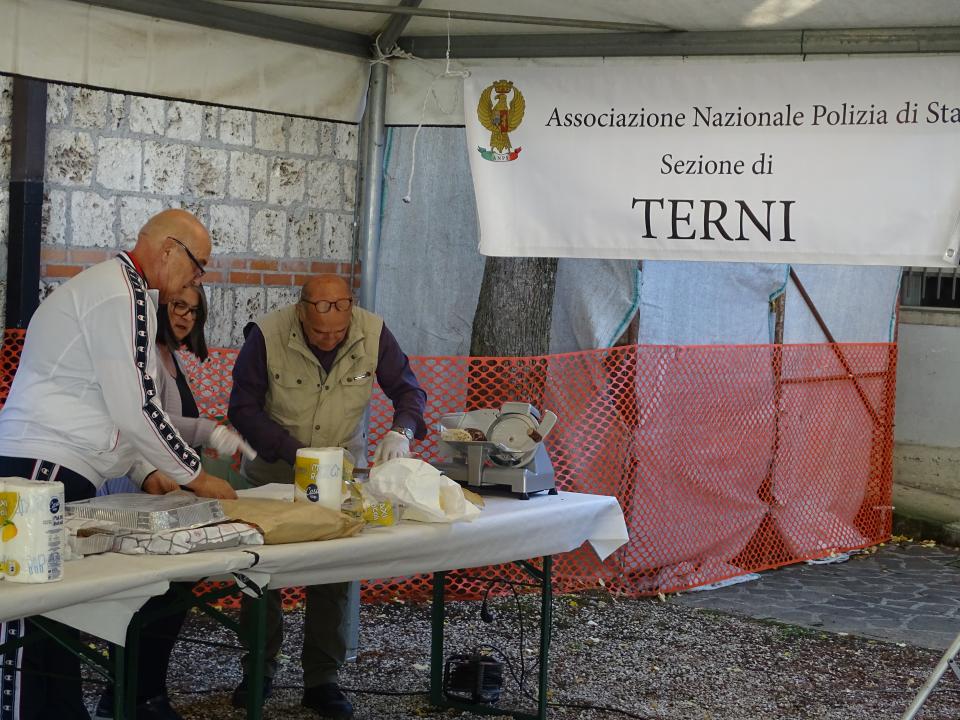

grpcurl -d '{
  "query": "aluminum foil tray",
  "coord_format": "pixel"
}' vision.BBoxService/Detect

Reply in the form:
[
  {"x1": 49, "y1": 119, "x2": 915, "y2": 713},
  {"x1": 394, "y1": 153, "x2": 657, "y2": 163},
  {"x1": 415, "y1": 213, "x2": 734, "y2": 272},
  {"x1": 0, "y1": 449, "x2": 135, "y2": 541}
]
[
  {"x1": 66, "y1": 494, "x2": 225, "y2": 533},
  {"x1": 68, "y1": 531, "x2": 115, "y2": 557}
]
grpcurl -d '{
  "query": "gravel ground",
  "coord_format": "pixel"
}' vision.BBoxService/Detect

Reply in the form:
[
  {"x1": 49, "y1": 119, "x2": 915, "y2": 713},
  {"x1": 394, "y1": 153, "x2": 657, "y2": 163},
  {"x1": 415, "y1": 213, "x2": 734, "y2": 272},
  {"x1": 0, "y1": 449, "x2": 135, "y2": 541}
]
[{"x1": 84, "y1": 589, "x2": 960, "y2": 720}]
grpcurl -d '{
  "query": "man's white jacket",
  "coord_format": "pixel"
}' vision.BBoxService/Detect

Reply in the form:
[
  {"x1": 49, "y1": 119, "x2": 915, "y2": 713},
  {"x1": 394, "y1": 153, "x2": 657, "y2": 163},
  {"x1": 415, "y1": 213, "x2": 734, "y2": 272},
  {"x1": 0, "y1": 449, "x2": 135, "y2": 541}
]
[{"x1": 0, "y1": 253, "x2": 202, "y2": 488}]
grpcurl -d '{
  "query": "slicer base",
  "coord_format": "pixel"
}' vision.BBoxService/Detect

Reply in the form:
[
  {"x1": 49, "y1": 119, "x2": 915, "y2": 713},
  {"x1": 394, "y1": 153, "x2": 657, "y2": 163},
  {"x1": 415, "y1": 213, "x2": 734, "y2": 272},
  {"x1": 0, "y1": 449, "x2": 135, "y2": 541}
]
[{"x1": 437, "y1": 450, "x2": 556, "y2": 500}]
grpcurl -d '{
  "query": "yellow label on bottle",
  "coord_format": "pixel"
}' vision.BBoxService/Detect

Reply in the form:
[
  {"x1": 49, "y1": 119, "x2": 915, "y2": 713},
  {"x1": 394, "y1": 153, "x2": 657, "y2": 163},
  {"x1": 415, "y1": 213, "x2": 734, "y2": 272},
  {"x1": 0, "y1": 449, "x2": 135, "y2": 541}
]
[{"x1": 362, "y1": 501, "x2": 395, "y2": 527}]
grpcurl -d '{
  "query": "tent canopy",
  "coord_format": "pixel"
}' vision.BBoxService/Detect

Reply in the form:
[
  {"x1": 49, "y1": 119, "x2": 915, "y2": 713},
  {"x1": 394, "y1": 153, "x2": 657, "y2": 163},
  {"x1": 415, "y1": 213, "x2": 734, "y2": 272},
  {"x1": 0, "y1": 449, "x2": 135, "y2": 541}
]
[
  {"x1": 3, "y1": 0, "x2": 958, "y2": 123},
  {"x1": 66, "y1": 0, "x2": 960, "y2": 57}
]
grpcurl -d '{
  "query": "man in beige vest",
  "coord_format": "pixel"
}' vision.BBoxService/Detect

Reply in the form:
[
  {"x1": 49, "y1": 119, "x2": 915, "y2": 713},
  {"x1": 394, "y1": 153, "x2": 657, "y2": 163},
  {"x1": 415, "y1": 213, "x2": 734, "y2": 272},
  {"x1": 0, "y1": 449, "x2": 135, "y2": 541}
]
[{"x1": 228, "y1": 274, "x2": 426, "y2": 718}]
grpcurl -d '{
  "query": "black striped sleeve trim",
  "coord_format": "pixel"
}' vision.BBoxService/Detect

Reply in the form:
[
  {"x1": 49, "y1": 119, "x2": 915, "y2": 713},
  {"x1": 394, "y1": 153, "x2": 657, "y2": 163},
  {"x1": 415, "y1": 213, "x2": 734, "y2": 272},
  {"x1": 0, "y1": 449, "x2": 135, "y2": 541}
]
[{"x1": 121, "y1": 263, "x2": 201, "y2": 474}]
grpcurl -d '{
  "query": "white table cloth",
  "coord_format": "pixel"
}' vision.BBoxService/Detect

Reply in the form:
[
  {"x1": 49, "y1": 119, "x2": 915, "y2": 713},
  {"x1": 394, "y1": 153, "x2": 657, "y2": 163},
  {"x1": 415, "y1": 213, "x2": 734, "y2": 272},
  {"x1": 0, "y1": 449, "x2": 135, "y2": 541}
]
[
  {"x1": 0, "y1": 491, "x2": 628, "y2": 645},
  {"x1": 239, "y1": 491, "x2": 628, "y2": 589},
  {"x1": 0, "y1": 549, "x2": 257, "y2": 644}
]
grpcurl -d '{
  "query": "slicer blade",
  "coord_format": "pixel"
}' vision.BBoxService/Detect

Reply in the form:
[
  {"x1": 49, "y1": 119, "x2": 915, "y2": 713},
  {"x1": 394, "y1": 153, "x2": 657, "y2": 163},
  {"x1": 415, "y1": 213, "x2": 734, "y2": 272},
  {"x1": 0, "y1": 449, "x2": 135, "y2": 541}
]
[{"x1": 487, "y1": 412, "x2": 539, "y2": 467}]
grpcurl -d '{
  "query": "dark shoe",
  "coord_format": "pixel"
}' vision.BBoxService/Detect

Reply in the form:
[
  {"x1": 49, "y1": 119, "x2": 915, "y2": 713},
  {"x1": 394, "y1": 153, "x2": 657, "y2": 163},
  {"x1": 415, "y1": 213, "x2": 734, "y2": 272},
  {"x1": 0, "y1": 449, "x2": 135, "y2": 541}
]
[
  {"x1": 230, "y1": 674, "x2": 274, "y2": 708},
  {"x1": 94, "y1": 692, "x2": 182, "y2": 720},
  {"x1": 301, "y1": 683, "x2": 353, "y2": 719}
]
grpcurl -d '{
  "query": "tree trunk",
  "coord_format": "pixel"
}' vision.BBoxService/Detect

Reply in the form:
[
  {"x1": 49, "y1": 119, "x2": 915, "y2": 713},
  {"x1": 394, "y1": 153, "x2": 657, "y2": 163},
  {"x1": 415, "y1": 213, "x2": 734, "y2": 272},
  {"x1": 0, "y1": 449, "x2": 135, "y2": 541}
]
[
  {"x1": 469, "y1": 257, "x2": 558, "y2": 357},
  {"x1": 466, "y1": 257, "x2": 558, "y2": 410}
]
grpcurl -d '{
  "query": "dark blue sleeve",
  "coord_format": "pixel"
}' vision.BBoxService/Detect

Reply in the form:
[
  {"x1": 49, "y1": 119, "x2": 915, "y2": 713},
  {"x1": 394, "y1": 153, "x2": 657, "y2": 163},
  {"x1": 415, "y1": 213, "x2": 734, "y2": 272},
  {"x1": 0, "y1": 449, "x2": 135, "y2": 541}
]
[
  {"x1": 376, "y1": 324, "x2": 427, "y2": 439},
  {"x1": 227, "y1": 325, "x2": 304, "y2": 466}
]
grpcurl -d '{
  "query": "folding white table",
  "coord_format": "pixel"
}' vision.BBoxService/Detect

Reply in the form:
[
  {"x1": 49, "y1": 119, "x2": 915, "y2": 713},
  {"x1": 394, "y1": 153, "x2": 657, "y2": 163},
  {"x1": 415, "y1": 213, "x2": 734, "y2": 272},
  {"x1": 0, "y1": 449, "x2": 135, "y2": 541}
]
[{"x1": 0, "y1": 491, "x2": 627, "y2": 720}]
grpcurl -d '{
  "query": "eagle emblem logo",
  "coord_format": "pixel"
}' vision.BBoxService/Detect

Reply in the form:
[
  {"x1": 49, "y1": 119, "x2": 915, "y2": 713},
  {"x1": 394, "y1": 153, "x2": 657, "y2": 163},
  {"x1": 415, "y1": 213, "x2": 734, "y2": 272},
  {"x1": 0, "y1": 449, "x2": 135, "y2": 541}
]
[{"x1": 476, "y1": 79, "x2": 525, "y2": 162}]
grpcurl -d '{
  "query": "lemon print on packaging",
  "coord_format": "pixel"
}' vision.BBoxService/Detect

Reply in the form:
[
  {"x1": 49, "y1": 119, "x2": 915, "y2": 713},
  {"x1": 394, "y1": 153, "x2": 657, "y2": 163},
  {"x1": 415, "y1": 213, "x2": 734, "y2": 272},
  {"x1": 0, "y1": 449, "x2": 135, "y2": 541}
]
[
  {"x1": 0, "y1": 490, "x2": 18, "y2": 543},
  {"x1": 0, "y1": 521, "x2": 16, "y2": 542},
  {"x1": 0, "y1": 490, "x2": 18, "y2": 520},
  {"x1": 4, "y1": 559, "x2": 19, "y2": 577}
]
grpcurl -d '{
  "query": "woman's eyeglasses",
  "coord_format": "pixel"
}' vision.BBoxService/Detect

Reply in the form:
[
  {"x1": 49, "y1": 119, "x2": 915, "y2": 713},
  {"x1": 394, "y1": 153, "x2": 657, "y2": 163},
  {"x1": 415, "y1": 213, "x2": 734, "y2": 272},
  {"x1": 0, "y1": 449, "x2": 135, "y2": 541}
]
[
  {"x1": 300, "y1": 298, "x2": 353, "y2": 313},
  {"x1": 171, "y1": 300, "x2": 201, "y2": 319}
]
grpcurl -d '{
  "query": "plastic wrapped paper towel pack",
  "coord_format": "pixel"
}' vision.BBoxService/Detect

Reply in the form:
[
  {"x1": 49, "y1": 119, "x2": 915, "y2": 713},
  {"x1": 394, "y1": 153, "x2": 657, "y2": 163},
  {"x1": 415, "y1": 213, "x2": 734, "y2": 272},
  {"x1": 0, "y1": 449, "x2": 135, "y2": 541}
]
[
  {"x1": 367, "y1": 459, "x2": 481, "y2": 523},
  {"x1": 0, "y1": 477, "x2": 66, "y2": 583},
  {"x1": 294, "y1": 447, "x2": 344, "y2": 510}
]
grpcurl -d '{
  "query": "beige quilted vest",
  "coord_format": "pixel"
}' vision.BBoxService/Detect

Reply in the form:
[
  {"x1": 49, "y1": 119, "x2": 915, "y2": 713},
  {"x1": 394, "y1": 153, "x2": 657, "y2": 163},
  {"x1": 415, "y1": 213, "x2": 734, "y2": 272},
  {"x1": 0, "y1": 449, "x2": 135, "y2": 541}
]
[{"x1": 241, "y1": 304, "x2": 382, "y2": 486}]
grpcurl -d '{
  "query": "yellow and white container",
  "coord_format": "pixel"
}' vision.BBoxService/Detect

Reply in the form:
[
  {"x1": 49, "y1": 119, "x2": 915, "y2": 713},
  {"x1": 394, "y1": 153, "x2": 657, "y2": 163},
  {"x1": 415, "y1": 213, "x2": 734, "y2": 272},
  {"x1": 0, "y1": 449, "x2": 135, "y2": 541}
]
[
  {"x1": 0, "y1": 477, "x2": 65, "y2": 583},
  {"x1": 294, "y1": 447, "x2": 343, "y2": 511}
]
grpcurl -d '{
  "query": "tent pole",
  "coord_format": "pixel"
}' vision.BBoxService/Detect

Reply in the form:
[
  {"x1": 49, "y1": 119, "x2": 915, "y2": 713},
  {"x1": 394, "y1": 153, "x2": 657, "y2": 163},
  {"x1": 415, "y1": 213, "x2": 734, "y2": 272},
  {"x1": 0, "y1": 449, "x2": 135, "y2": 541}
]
[{"x1": 357, "y1": 62, "x2": 387, "y2": 312}]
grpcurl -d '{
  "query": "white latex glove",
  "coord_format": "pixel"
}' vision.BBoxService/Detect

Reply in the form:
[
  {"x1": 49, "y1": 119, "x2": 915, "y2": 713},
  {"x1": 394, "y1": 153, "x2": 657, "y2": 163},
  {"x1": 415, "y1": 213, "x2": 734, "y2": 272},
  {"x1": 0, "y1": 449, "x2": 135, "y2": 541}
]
[
  {"x1": 373, "y1": 430, "x2": 411, "y2": 465},
  {"x1": 209, "y1": 426, "x2": 258, "y2": 460}
]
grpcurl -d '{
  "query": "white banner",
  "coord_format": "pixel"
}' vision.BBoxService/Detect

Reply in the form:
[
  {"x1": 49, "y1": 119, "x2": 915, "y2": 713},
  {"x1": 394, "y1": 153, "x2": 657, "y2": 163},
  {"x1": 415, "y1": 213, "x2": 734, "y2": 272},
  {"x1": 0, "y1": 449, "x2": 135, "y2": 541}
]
[{"x1": 464, "y1": 57, "x2": 960, "y2": 266}]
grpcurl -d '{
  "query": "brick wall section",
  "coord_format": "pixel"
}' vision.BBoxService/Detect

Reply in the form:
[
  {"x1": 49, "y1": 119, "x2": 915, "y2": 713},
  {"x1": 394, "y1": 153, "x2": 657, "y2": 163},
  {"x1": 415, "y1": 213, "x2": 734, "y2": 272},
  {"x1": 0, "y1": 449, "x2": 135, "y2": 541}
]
[
  {"x1": 40, "y1": 246, "x2": 360, "y2": 289},
  {"x1": 0, "y1": 75, "x2": 11, "y2": 329},
  {"x1": 38, "y1": 81, "x2": 360, "y2": 347}
]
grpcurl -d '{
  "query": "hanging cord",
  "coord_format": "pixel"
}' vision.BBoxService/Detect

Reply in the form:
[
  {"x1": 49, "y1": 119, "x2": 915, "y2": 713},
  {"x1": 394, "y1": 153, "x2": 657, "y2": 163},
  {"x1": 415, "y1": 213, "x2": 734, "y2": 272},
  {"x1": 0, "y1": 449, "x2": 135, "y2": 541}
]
[
  {"x1": 438, "y1": 10, "x2": 471, "y2": 81},
  {"x1": 401, "y1": 13, "x2": 470, "y2": 204}
]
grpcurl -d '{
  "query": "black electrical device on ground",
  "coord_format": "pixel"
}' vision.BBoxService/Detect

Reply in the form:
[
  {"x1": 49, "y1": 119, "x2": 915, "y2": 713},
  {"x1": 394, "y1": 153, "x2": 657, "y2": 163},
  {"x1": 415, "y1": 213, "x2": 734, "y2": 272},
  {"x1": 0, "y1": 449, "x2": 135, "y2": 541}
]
[{"x1": 442, "y1": 652, "x2": 504, "y2": 704}]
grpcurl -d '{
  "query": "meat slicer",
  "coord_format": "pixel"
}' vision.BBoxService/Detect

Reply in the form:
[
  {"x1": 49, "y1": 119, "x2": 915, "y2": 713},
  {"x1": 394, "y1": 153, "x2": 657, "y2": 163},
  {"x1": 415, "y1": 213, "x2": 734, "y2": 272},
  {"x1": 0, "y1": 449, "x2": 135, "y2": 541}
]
[{"x1": 435, "y1": 402, "x2": 558, "y2": 499}]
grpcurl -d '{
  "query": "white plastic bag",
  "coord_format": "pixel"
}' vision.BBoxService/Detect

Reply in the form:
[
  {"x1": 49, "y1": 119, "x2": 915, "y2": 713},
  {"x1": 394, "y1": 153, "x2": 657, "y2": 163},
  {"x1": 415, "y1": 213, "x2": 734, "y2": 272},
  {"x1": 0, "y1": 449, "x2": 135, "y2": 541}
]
[{"x1": 367, "y1": 459, "x2": 481, "y2": 523}]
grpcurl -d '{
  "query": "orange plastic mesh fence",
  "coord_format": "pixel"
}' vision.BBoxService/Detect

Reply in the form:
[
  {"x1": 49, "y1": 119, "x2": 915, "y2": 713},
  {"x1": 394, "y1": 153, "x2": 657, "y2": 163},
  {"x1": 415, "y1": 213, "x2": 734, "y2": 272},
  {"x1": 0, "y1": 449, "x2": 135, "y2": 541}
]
[
  {"x1": 0, "y1": 331, "x2": 24, "y2": 403},
  {"x1": 0, "y1": 330, "x2": 896, "y2": 605}
]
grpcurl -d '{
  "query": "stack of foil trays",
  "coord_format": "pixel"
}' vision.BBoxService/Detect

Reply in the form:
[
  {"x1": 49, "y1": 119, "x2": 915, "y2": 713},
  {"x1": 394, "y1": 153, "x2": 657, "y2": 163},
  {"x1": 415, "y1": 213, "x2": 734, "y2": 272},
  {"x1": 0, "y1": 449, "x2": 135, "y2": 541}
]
[{"x1": 66, "y1": 493, "x2": 225, "y2": 533}]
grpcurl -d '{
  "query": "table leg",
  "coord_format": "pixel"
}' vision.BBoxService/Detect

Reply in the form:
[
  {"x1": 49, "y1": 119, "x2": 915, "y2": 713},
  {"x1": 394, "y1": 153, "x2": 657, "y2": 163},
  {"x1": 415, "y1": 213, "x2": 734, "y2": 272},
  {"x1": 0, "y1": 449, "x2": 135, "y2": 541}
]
[
  {"x1": 428, "y1": 559, "x2": 553, "y2": 720},
  {"x1": 122, "y1": 616, "x2": 139, "y2": 720},
  {"x1": 430, "y1": 570, "x2": 446, "y2": 707},
  {"x1": 536, "y1": 555, "x2": 553, "y2": 720},
  {"x1": 111, "y1": 644, "x2": 125, "y2": 720},
  {"x1": 246, "y1": 592, "x2": 267, "y2": 720}
]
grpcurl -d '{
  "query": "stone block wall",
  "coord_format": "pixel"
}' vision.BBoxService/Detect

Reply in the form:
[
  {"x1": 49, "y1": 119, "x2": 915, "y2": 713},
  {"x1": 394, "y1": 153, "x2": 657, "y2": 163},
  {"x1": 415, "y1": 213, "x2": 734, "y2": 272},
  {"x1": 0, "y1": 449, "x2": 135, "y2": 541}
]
[{"x1": 36, "y1": 81, "x2": 359, "y2": 347}]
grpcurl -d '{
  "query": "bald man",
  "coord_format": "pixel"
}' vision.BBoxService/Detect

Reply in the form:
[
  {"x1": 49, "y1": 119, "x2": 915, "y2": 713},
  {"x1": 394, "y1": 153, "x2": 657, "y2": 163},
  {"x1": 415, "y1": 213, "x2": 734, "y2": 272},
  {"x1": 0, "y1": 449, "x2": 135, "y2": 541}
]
[
  {"x1": 228, "y1": 274, "x2": 426, "y2": 718},
  {"x1": 0, "y1": 209, "x2": 236, "y2": 720}
]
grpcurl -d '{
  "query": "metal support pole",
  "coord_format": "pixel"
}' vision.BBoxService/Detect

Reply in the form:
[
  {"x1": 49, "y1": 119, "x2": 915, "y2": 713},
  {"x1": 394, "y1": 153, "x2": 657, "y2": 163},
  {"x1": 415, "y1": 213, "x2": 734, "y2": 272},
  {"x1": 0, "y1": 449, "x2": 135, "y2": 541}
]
[
  {"x1": 344, "y1": 580, "x2": 361, "y2": 661},
  {"x1": 112, "y1": 645, "x2": 126, "y2": 720},
  {"x1": 900, "y1": 629, "x2": 960, "y2": 720},
  {"x1": 352, "y1": 62, "x2": 388, "y2": 657},
  {"x1": 356, "y1": 61, "x2": 387, "y2": 312},
  {"x1": 429, "y1": 570, "x2": 446, "y2": 707},
  {"x1": 6, "y1": 77, "x2": 46, "y2": 329},
  {"x1": 536, "y1": 556, "x2": 553, "y2": 720},
  {"x1": 247, "y1": 593, "x2": 267, "y2": 720},
  {"x1": 122, "y1": 617, "x2": 140, "y2": 720}
]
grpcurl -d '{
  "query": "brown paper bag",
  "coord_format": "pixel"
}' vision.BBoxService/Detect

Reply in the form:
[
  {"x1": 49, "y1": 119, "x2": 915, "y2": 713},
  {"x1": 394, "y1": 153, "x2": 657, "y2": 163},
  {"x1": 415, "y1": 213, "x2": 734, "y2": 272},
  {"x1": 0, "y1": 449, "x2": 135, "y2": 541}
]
[{"x1": 221, "y1": 498, "x2": 364, "y2": 545}]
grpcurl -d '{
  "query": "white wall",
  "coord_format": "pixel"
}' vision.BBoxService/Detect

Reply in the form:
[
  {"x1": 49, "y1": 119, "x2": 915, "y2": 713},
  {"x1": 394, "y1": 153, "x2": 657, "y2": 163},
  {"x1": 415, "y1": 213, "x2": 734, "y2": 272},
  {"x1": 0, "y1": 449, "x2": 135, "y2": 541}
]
[
  {"x1": 893, "y1": 310, "x2": 960, "y2": 508},
  {"x1": 895, "y1": 309, "x2": 960, "y2": 448}
]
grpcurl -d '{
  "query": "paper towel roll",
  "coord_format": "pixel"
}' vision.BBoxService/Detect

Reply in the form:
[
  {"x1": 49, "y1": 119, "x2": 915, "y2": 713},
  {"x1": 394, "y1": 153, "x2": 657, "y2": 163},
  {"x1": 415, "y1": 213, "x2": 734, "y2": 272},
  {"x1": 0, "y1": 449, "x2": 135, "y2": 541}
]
[
  {"x1": 294, "y1": 448, "x2": 343, "y2": 510},
  {"x1": 0, "y1": 477, "x2": 66, "y2": 583}
]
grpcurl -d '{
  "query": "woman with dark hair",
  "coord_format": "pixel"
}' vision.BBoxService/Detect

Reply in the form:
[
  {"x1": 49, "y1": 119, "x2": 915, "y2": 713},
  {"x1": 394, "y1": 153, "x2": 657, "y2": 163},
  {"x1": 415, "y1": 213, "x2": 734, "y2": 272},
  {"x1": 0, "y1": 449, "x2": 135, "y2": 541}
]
[
  {"x1": 98, "y1": 286, "x2": 247, "y2": 496},
  {"x1": 155, "y1": 285, "x2": 246, "y2": 456}
]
